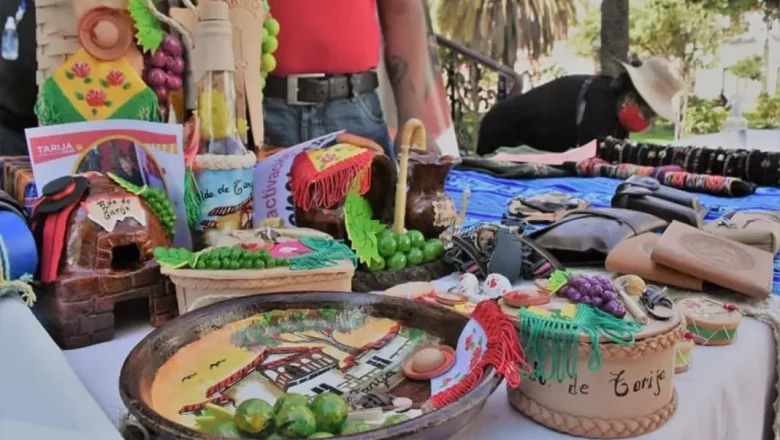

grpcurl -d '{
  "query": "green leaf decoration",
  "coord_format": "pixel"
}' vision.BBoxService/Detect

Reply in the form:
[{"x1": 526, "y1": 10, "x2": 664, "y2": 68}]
[
  {"x1": 74, "y1": 92, "x2": 84, "y2": 100},
  {"x1": 122, "y1": 82, "x2": 131, "y2": 90},
  {"x1": 104, "y1": 101, "x2": 113, "y2": 107},
  {"x1": 100, "y1": 79, "x2": 110, "y2": 88},
  {"x1": 107, "y1": 172, "x2": 144, "y2": 195},
  {"x1": 91, "y1": 108, "x2": 98, "y2": 116},
  {"x1": 344, "y1": 192, "x2": 385, "y2": 265},
  {"x1": 547, "y1": 270, "x2": 572, "y2": 294},
  {"x1": 65, "y1": 71, "x2": 74, "y2": 79},
  {"x1": 127, "y1": 0, "x2": 165, "y2": 54},
  {"x1": 83, "y1": 78, "x2": 92, "y2": 84},
  {"x1": 153, "y1": 246, "x2": 193, "y2": 269}
]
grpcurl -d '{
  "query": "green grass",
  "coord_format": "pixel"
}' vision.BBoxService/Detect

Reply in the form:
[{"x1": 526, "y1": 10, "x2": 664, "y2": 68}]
[{"x1": 630, "y1": 124, "x2": 675, "y2": 144}]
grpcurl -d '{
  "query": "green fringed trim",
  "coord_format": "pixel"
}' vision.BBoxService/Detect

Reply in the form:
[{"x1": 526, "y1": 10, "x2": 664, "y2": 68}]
[
  {"x1": 107, "y1": 172, "x2": 176, "y2": 237},
  {"x1": 184, "y1": 168, "x2": 202, "y2": 228},
  {"x1": 34, "y1": 76, "x2": 160, "y2": 126},
  {"x1": 518, "y1": 304, "x2": 641, "y2": 383},
  {"x1": 290, "y1": 237, "x2": 358, "y2": 271}
]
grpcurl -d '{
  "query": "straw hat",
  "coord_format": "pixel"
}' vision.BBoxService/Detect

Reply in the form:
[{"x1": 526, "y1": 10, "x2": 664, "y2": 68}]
[
  {"x1": 77, "y1": 7, "x2": 134, "y2": 61},
  {"x1": 619, "y1": 57, "x2": 686, "y2": 121}
]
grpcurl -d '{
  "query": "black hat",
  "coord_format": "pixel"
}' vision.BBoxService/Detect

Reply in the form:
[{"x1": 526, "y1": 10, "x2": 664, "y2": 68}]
[{"x1": 34, "y1": 175, "x2": 89, "y2": 215}]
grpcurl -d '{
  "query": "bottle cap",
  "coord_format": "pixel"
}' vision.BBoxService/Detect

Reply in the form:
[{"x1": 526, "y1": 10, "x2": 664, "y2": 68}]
[{"x1": 4, "y1": 17, "x2": 15, "y2": 30}]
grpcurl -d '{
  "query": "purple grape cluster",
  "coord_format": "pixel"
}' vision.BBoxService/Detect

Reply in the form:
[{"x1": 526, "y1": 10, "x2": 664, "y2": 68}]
[
  {"x1": 558, "y1": 275, "x2": 626, "y2": 318},
  {"x1": 143, "y1": 35, "x2": 185, "y2": 121}
]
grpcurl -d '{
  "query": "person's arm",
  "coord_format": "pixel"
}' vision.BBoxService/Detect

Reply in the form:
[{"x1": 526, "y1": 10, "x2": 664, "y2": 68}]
[{"x1": 377, "y1": 0, "x2": 438, "y2": 154}]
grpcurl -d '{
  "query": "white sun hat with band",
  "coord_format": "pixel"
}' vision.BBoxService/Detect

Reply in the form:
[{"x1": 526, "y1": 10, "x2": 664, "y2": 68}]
[{"x1": 619, "y1": 57, "x2": 686, "y2": 122}]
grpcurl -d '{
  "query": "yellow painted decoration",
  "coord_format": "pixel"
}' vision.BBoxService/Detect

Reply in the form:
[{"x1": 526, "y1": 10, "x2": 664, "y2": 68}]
[
  {"x1": 526, "y1": 303, "x2": 577, "y2": 320},
  {"x1": 305, "y1": 144, "x2": 367, "y2": 172},
  {"x1": 53, "y1": 49, "x2": 150, "y2": 120},
  {"x1": 197, "y1": 88, "x2": 249, "y2": 141}
]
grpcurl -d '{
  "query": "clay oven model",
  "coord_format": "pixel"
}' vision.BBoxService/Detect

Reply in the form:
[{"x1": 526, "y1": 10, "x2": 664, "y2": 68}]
[{"x1": 36, "y1": 173, "x2": 176, "y2": 349}]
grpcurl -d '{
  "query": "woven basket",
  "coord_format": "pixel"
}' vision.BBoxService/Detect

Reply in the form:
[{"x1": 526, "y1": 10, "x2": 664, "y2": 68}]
[
  {"x1": 162, "y1": 261, "x2": 356, "y2": 315},
  {"x1": 35, "y1": 0, "x2": 79, "y2": 85}
]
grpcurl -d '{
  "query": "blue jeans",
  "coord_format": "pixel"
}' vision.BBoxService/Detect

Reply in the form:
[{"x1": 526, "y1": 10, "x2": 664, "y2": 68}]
[{"x1": 263, "y1": 90, "x2": 394, "y2": 158}]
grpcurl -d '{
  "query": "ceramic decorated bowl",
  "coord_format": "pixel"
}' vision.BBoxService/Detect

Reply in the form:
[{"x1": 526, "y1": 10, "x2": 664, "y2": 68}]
[{"x1": 120, "y1": 291, "x2": 502, "y2": 439}]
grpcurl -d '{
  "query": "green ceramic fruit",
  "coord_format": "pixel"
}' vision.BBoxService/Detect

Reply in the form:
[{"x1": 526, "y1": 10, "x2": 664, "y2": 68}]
[
  {"x1": 407, "y1": 230, "x2": 426, "y2": 248},
  {"x1": 366, "y1": 257, "x2": 386, "y2": 272},
  {"x1": 234, "y1": 398, "x2": 274, "y2": 434},
  {"x1": 340, "y1": 422, "x2": 373, "y2": 435},
  {"x1": 387, "y1": 252, "x2": 408, "y2": 270},
  {"x1": 264, "y1": 17, "x2": 280, "y2": 36},
  {"x1": 274, "y1": 393, "x2": 310, "y2": 414},
  {"x1": 395, "y1": 233, "x2": 412, "y2": 253},
  {"x1": 406, "y1": 248, "x2": 424, "y2": 265},
  {"x1": 275, "y1": 406, "x2": 317, "y2": 438},
  {"x1": 378, "y1": 235, "x2": 398, "y2": 258},
  {"x1": 423, "y1": 239, "x2": 444, "y2": 262},
  {"x1": 210, "y1": 420, "x2": 241, "y2": 438},
  {"x1": 309, "y1": 392, "x2": 349, "y2": 434}
]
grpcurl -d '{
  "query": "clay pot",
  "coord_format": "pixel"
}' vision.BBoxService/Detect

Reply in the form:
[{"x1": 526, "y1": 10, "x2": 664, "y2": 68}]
[
  {"x1": 295, "y1": 152, "x2": 397, "y2": 240},
  {"x1": 405, "y1": 152, "x2": 459, "y2": 239}
]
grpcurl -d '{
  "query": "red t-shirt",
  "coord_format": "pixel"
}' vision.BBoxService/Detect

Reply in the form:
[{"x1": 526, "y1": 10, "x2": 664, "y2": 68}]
[{"x1": 268, "y1": 0, "x2": 381, "y2": 76}]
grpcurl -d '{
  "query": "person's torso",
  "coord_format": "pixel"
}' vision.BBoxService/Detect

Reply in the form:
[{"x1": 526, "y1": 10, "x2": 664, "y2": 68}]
[
  {"x1": 268, "y1": 0, "x2": 381, "y2": 76},
  {"x1": 0, "y1": 0, "x2": 37, "y2": 132}
]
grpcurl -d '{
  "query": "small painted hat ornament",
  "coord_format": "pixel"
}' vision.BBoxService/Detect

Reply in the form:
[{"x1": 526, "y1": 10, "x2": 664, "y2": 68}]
[
  {"x1": 434, "y1": 290, "x2": 468, "y2": 306},
  {"x1": 402, "y1": 344, "x2": 456, "y2": 380},
  {"x1": 77, "y1": 7, "x2": 134, "y2": 61},
  {"x1": 34, "y1": 175, "x2": 89, "y2": 215},
  {"x1": 482, "y1": 273, "x2": 512, "y2": 298},
  {"x1": 503, "y1": 285, "x2": 551, "y2": 308}
]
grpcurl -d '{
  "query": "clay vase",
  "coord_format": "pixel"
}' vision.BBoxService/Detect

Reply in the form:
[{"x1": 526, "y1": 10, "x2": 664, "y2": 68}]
[{"x1": 405, "y1": 152, "x2": 458, "y2": 239}]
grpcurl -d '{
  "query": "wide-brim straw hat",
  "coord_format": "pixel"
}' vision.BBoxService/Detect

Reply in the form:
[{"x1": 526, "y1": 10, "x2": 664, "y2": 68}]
[{"x1": 619, "y1": 57, "x2": 686, "y2": 122}]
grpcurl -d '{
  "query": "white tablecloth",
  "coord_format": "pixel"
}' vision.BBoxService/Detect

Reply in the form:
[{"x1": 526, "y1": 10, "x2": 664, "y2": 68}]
[{"x1": 60, "y1": 278, "x2": 777, "y2": 440}]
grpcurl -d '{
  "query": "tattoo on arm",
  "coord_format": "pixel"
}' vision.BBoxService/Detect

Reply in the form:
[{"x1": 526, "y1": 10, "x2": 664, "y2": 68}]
[{"x1": 386, "y1": 55, "x2": 409, "y2": 87}]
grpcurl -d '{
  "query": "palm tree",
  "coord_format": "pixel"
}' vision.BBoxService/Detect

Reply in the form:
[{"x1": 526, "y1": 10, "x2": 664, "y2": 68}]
[
  {"x1": 599, "y1": 0, "x2": 629, "y2": 77},
  {"x1": 436, "y1": 0, "x2": 578, "y2": 67}
]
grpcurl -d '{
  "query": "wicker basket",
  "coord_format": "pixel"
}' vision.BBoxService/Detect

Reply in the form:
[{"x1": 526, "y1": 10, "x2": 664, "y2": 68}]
[
  {"x1": 35, "y1": 0, "x2": 79, "y2": 85},
  {"x1": 162, "y1": 261, "x2": 356, "y2": 315}
]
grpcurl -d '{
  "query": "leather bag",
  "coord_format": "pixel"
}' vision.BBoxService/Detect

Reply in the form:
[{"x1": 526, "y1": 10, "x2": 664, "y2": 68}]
[
  {"x1": 528, "y1": 208, "x2": 668, "y2": 265},
  {"x1": 704, "y1": 211, "x2": 780, "y2": 254}
]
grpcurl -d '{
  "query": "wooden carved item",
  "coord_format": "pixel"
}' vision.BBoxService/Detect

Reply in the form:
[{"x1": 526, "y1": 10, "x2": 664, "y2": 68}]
[{"x1": 37, "y1": 174, "x2": 177, "y2": 349}]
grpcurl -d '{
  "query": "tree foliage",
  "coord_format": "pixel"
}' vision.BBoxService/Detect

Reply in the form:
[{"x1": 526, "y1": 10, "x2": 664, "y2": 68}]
[
  {"x1": 436, "y1": 0, "x2": 577, "y2": 66},
  {"x1": 231, "y1": 309, "x2": 368, "y2": 355},
  {"x1": 729, "y1": 55, "x2": 765, "y2": 81}
]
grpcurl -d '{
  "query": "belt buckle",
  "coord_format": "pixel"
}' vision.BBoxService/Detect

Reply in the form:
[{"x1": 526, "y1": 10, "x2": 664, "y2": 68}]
[{"x1": 287, "y1": 73, "x2": 326, "y2": 105}]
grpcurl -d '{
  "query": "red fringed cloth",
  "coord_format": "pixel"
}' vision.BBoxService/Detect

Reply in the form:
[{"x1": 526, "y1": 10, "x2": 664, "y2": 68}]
[
  {"x1": 429, "y1": 301, "x2": 532, "y2": 408},
  {"x1": 290, "y1": 143, "x2": 373, "y2": 211}
]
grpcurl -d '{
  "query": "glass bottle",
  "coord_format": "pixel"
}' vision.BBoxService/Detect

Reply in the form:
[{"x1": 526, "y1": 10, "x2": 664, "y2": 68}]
[
  {"x1": 1, "y1": 17, "x2": 18, "y2": 61},
  {"x1": 194, "y1": 2, "x2": 246, "y2": 155},
  {"x1": 724, "y1": 93, "x2": 748, "y2": 150}
]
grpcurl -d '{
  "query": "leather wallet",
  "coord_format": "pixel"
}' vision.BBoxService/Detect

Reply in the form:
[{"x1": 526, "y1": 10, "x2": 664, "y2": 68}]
[
  {"x1": 704, "y1": 211, "x2": 780, "y2": 254},
  {"x1": 611, "y1": 176, "x2": 708, "y2": 227},
  {"x1": 651, "y1": 221, "x2": 774, "y2": 299},
  {"x1": 605, "y1": 232, "x2": 703, "y2": 291},
  {"x1": 528, "y1": 208, "x2": 668, "y2": 266}
]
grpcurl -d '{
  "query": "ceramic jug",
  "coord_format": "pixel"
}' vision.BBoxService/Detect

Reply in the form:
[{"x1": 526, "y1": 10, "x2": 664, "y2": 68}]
[{"x1": 405, "y1": 152, "x2": 458, "y2": 238}]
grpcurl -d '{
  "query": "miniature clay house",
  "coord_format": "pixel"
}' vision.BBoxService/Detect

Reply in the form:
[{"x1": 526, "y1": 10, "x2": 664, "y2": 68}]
[{"x1": 37, "y1": 174, "x2": 177, "y2": 349}]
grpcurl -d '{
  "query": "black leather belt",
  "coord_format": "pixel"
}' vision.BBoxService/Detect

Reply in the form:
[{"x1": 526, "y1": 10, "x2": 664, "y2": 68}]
[{"x1": 265, "y1": 72, "x2": 379, "y2": 105}]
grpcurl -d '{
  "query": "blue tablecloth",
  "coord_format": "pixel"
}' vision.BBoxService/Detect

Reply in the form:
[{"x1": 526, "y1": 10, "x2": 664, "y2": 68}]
[{"x1": 445, "y1": 169, "x2": 780, "y2": 294}]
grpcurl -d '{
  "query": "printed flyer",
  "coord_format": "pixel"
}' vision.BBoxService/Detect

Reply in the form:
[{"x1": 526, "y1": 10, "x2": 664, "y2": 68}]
[
  {"x1": 25, "y1": 120, "x2": 191, "y2": 248},
  {"x1": 253, "y1": 131, "x2": 343, "y2": 226}
]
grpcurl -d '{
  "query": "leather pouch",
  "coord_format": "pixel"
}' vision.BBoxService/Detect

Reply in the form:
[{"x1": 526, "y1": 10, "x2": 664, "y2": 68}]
[
  {"x1": 651, "y1": 221, "x2": 773, "y2": 299},
  {"x1": 528, "y1": 208, "x2": 668, "y2": 265},
  {"x1": 488, "y1": 227, "x2": 562, "y2": 283},
  {"x1": 704, "y1": 211, "x2": 780, "y2": 254},
  {"x1": 605, "y1": 232, "x2": 703, "y2": 291},
  {"x1": 611, "y1": 176, "x2": 707, "y2": 227}
]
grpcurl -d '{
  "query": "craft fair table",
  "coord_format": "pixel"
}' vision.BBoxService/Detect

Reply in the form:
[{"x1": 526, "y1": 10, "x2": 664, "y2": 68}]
[
  {"x1": 59, "y1": 276, "x2": 775, "y2": 440},
  {"x1": 55, "y1": 169, "x2": 780, "y2": 439}
]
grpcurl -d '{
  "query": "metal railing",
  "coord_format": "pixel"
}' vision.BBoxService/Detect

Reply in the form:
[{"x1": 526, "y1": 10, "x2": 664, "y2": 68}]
[{"x1": 435, "y1": 34, "x2": 529, "y2": 152}]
